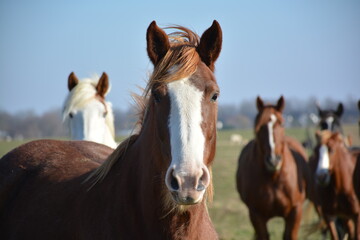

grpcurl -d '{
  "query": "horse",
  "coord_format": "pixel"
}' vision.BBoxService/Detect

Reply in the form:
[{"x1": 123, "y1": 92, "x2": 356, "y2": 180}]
[
  {"x1": 317, "y1": 102, "x2": 344, "y2": 133},
  {"x1": 353, "y1": 100, "x2": 360, "y2": 237},
  {"x1": 236, "y1": 96, "x2": 309, "y2": 240},
  {"x1": 0, "y1": 20, "x2": 222, "y2": 239},
  {"x1": 308, "y1": 130, "x2": 359, "y2": 240},
  {"x1": 63, "y1": 72, "x2": 117, "y2": 149}
]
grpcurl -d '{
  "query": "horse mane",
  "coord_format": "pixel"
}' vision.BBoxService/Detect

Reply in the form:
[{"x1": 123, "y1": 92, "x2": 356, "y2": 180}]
[
  {"x1": 62, "y1": 75, "x2": 115, "y2": 138},
  {"x1": 86, "y1": 26, "x2": 212, "y2": 198}
]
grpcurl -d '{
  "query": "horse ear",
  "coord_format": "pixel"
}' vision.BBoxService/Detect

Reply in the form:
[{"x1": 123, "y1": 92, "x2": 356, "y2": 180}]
[
  {"x1": 96, "y1": 72, "x2": 109, "y2": 98},
  {"x1": 276, "y1": 96, "x2": 285, "y2": 112},
  {"x1": 316, "y1": 102, "x2": 323, "y2": 117},
  {"x1": 336, "y1": 103, "x2": 343, "y2": 117},
  {"x1": 146, "y1": 21, "x2": 170, "y2": 66},
  {"x1": 68, "y1": 72, "x2": 79, "y2": 91},
  {"x1": 256, "y1": 96, "x2": 264, "y2": 112},
  {"x1": 197, "y1": 20, "x2": 222, "y2": 72}
]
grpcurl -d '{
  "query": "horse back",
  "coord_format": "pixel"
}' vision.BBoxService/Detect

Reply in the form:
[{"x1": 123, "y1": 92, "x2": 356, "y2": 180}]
[{"x1": 0, "y1": 139, "x2": 113, "y2": 238}]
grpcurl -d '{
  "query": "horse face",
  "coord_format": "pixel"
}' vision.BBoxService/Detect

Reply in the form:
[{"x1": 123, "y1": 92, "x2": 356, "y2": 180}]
[
  {"x1": 314, "y1": 131, "x2": 341, "y2": 186},
  {"x1": 256, "y1": 96, "x2": 285, "y2": 172},
  {"x1": 68, "y1": 98, "x2": 110, "y2": 144},
  {"x1": 157, "y1": 63, "x2": 218, "y2": 205},
  {"x1": 317, "y1": 103, "x2": 343, "y2": 132}
]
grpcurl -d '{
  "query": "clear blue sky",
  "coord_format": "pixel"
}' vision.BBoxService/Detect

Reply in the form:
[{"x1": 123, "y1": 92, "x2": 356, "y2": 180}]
[{"x1": 1, "y1": 0, "x2": 359, "y2": 114}]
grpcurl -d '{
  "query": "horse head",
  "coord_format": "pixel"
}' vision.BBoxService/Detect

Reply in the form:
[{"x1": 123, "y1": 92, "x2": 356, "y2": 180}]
[
  {"x1": 314, "y1": 130, "x2": 344, "y2": 186},
  {"x1": 255, "y1": 96, "x2": 286, "y2": 172},
  {"x1": 145, "y1": 20, "x2": 222, "y2": 205},
  {"x1": 316, "y1": 102, "x2": 343, "y2": 133},
  {"x1": 63, "y1": 72, "x2": 117, "y2": 148}
]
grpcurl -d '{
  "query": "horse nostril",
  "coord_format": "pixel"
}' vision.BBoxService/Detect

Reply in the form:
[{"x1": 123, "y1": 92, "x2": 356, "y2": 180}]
[
  {"x1": 197, "y1": 183, "x2": 205, "y2": 191},
  {"x1": 170, "y1": 172, "x2": 179, "y2": 191},
  {"x1": 196, "y1": 168, "x2": 210, "y2": 191}
]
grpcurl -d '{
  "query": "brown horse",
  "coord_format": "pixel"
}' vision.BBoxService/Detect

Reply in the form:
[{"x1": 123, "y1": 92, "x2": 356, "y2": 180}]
[
  {"x1": 309, "y1": 130, "x2": 359, "y2": 240},
  {"x1": 0, "y1": 20, "x2": 222, "y2": 239},
  {"x1": 353, "y1": 100, "x2": 360, "y2": 237},
  {"x1": 236, "y1": 96, "x2": 309, "y2": 240}
]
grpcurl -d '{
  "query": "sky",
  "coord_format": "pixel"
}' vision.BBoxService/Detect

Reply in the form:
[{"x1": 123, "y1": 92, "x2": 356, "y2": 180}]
[{"x1": 0, "y1": 0, "x2": 359, "y2": 114}]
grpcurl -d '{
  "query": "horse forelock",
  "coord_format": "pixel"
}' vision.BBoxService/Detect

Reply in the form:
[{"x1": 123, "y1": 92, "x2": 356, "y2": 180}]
[
  {"x1": 145, "y1": 26, "x2": 201, "y2": 96},
  {"x1": 255, "y1": 106, "x2": 283, "y2": 133}
]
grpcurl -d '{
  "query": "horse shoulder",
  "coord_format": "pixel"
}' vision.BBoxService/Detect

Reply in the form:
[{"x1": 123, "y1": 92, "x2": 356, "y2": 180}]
[{"x1": 285, "y1": 136, "x2": 308, "y2": 162}]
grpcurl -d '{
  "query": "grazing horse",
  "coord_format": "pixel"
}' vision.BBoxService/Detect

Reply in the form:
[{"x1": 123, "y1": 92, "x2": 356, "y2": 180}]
[
  {"x1": 0, "y1": 20, "x2": 222, "y2": 239},
  {"x1": 309, "y1": 130, "x2": 359, "y2": 240},
  {"x1": 236, "y1": 96, "x2": 309, "y2": 240},
  {"x1": 317, "y1": 102, "x2": 344, "y2": 133},
  {"x1": 63, "y1": 72, "x2": 117, "y2": 148}
]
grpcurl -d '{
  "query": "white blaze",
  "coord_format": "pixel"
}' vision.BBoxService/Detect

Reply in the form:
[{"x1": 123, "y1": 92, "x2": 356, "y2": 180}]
[
  {"x1": 316, "y1": 145, "x2": 330, "y2": 174},
  {"x1": 326, "y1": 116, "x2": 334, "y2": 130},
  {"x1": 167, "y1": 78, "x2": 205, "y2": 176},
  {"x1": 268, "y1": 114, "x2": 277, "y2": 158},
  {"x1": 69, "y1": 100, "x2": 117, "y2": 149}
]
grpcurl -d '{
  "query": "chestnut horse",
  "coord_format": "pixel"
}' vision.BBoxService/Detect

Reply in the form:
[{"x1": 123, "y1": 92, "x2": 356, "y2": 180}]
[
  {"x1": 309, "y1": 130, "x2": 360, "y2": 240},
  {"x1": 63, "y1": 72, "x2": 117, "y2": 149},
  {"x1": 0, "y1": 20, "x2": 222, "y2": 239},
  {"x1": 236, "y1": 96, "x2": 309, "y2": 240},
  {"x1": 353, "y1": 100, "x2": 360, "y2": 237}
]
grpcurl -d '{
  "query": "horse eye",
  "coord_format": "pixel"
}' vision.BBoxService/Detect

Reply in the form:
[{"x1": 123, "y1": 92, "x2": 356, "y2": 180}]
[
  {"x1": 69, "y1": 113, "x2": 74, "y2": 118},
  {"x1": 153, "y1": 92, "x2": 161, "y2": 103},
  {"x1": 211, "y1": 93, "x2": 219, "y2": 102}
]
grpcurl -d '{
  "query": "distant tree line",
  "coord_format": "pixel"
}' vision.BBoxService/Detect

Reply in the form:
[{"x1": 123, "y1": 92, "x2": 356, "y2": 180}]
[{"x1": 0, "y1": 97, "x2": 359, "y2": 139}]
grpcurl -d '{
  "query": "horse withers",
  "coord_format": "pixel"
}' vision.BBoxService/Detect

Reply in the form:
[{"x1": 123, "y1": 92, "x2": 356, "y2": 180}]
[
  {"x1": 236, "y1": 96, "x2": 309, "y2": 240},
  {"x1": 0, "y1": 20, "x2": 222, "y2": 239},
  {"x1": 63, "y1": 72, "x2": 117, "y2": 149},
  {"x1": 309, "y1": 130, "x2": 360, "y2": 240}
]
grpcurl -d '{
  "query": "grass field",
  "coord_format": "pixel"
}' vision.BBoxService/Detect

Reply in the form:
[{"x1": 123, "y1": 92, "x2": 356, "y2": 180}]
[{"x1": 0, "y1": 125, "x2": 359, "y2": 239}]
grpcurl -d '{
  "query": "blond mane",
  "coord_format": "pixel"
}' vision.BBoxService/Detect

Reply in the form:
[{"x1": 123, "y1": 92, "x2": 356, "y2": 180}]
[{"x1": 86, "y1": 26, "x2": 214, "y2": 203}]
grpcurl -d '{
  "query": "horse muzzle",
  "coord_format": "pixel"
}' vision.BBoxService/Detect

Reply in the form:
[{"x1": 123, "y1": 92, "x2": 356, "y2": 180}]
[
  {"x1": 165, "y1": 167, "x2": 210, "y2": 205},
  {"x1": 316, "y1": 169, "x2": 330, "y2": 186},
  {"x1": 265, "y1": 155, "x2": 282, "y2": 172}
]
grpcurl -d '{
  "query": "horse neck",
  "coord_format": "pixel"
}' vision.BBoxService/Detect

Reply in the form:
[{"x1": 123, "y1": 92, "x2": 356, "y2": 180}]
[
  {"x1": 102, "y1": 126, "x2": 117, "y2": 148},
  {"x1": 105, "y1": 113, "x2": 215, "y2": 238}
]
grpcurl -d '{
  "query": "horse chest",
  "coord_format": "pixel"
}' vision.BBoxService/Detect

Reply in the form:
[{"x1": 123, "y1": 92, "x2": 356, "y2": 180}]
[{"x1": 245, "y1": 179, "x2": 295, "y2": 216}]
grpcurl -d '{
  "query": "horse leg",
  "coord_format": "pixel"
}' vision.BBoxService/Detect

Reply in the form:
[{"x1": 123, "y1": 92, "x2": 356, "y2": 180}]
[
  {"x1": 353, "y1": 214, "x2": 360, "y2": 240},
  {"x1": 325, "y1": 216, "x2": 340, "y2": 240},
  {"x1": 249, "y1": 210, "x2": 269, "y2": 240},
  {"x1": 283, "y1": 205, "x2": 302, "y2": 240},
  {"x1": 342, "y1": 218, "x2": 354, "y2": 240}
]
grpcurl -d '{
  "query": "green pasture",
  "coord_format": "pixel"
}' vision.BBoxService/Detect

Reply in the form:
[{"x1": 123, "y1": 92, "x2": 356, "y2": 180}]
[{"x1": 0, "y1": 125, "x2": 359, "y2": 239}]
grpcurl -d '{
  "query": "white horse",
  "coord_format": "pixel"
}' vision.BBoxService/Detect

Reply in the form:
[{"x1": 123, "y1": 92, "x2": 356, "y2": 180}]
[{"x1": 63, "y1": 72, "x2": 117, "y2": 149}]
